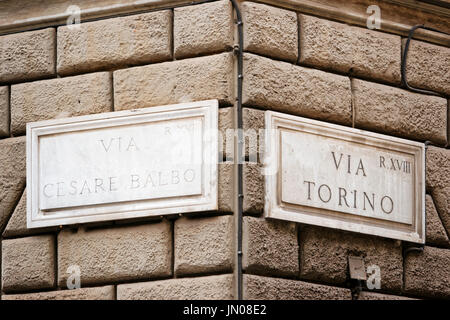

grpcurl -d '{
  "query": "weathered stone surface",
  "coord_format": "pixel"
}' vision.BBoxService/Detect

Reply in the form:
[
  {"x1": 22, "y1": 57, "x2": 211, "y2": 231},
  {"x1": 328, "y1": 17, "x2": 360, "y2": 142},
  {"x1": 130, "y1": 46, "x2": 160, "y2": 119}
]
[
  {"x1": 243, "y1": 53, "x2": 352, "y2": 126},
  {"x1": 118, "y1": 274, "x2": 233, "y2": 300},
  {"x1": 243, "y1": 107, "x2": 264, "y2": 161},
  {"x1": 243, "y1": 274, "x2": 352, "y2": 300},
  {"x1": 426, "y1": 146, "x2": 450, "y2": 235},
  {"x1": 219, "y1": 162, "x2": 234, "y2": 213},
  {"x1": 114, "y1": 53, "x2": 234, "y2": 110},
  {"x1": 175, "y1": 215, "x2": 233, "y2": 276},
  {"x1": 3, "y1": 189, "x2": 57, "y2": 238},
  {"x1": 2, "y1": 286, "x2": 114, "y2": 300},
  {"x1": 404, "y1": 246, "x2": 450, "y2": 298},
  {"x1": 57, "y1": 11, "x2": 172, "y2": 75},
  {"x1": 243, "y1": 162, "x2": 264, "y2": 215},
  {"x1": 404, "y1": 39, "x2": 450, "y2": 95},
  {"x1": 174, "y1": 0, "x2": 233, "y2": 59},
  {"x1": 243, "y1": 216, "x2": 298, "y2": 276},
  {"x1": 425, "y1": 195, "x2": 450, "y2": 247},
  {"x1": 0, "y1": 136, "x2": 25, "y2": 232},
  {"x1": 426, "y1": 146, "x2": 450, "y2": 190},
  {"x1": 0, "y1": 28, "x2": 55, "y2": 83},
  {"x1": 58, "y1": 221, "x2": 172, "y2": 287},
  {"x1": 357, "y1": 291, "x2": 416, "y2": 300},
  {"x1": 219, "y1": 107, "x2": 234, "y2": 161},
  {"x1": 0, "y1": 86, "x2": 9, "y2": 137},
  {"x1": 431, "y1": 187, "x2": 450, "y2": 236},
  {"x1": 353, "y1": 79, "x2": 447, "y2": 145},
  {"x1": 242, "y1": 2, "x2": 298, "y2": 63},
  {"x1": 2, "y1": 235, "x2": 55, "y2": 293},
  {"x1": 299, "y1": 14, "x2": 401, "y2": 84},
  {"x1": 299, "y1": 226, "x2": 403, "y2": 292},
  {"x1": 11, "y1": 72, "x2": 112, "y2": 135}
]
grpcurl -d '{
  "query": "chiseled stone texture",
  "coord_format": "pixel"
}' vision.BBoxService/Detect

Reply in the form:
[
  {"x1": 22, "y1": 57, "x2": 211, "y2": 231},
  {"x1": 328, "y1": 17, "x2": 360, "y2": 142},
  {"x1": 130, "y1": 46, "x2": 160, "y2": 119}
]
[
  {"x1": 58, "y1": 221, "x2": 172, "y2": 287},
  {"x1": 219, "y1": 107, "x2": 234, "y2": 161},
  {"x1": 426, "y1": 147, "x2": 450, "y2": 235},
  {"x1": 243, "y1": 53, "x2": 352, "y2": 126},
  {"x1": 243, "y1": 107, "x2": 264, "y2": 162},
  {"x1": 175, "y1": 215, "x2": 233, "y2": 276},
  {"x1": 219, "y1": 162, "x2": 234, "y2": 213},
  {"x1": 243, "y1": 216, "x2": 298, "y2": 277},
  {"x1": 243, "y1": 162, "x2": 264, "y2": 215},
  {"x1": 114, "y1": 53, "x2": 234, "y2": 110},
  {"x1": 2, "y1": 286, "x2": 114, "y2": 300},
  {"x1": 357, "y1": 291, "x2": 416, "y2": 300},
  {"x1": 353, "y1": 79, "x2": 447, "y2": 145},
  {"x1": 174, "y1": 0, "x2": 233, "y2": 59},
  {"x1": 3, "y1": 189, "x2": 57, "y2": 238},
  {"x1": 426, "y1": 146, "x2": 450, "y2": 190},
  {"x1": 11, "y1": 72, "x2": 112, "y2": 135},
  {"x1": 57, "y1": 11, "x2": 172, "y2": 75},
  {"x1": 299, "y1": 14, "x2": 401, "y2": 84},
  {"x1": 118, "y1": 274, "x2": 234, "y2": 300},
  {"x1": 425, "y1": 195, "x2": 450, "y2": 247},
  {"x1": 243, "y1": 274, "x2": 352, "y2": 300},
  {"x1": 0, "y1": 86, "x2": 9, "y2": 137},
  {"x1": 2, "y1": 235, "x2": 55, "y2": 293},
  {"x1": 299, "y1": 226, "x2": 403, "y2": 292},
  {"x1": 404, "y1": 246, "x2": 450, "y2": 299},
  {"x1": 0, "y1": 136, "x2": 26, "y2": 232},
  {"x1": 404, "y1": 39, "x2": 450, "y2": 95},
  {"x1": 0, "y1": 28, "x2": 55, "y2": 83},
  {"x1": 242, "y1": 2, "x2": 298, "y2": 63}
]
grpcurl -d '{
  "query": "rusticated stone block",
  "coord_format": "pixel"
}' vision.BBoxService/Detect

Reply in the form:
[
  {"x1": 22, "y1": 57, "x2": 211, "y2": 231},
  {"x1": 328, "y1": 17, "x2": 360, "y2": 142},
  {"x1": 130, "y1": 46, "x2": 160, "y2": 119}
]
[
  {"x1": 58, "y1": 222, "x2": 172, "y2": 286},
  {"x1": 219, "y1": 107, "x2": 234, "y2": 161},
  {"x1": 219, "y1": 162, "x2": 234, "y2": 213},
  {"x1": 0, "y1": 86, "x2": 9, "y2": 137},
  {"x1": 425, "y1": 195, "x2": 450, "y2": 247},
  {"x1": 242, "y1": 2, "x2": 298, "y2": 63},
  {"x1": 114, "y1": 53, "x2": 234, "y2": 110},
  {"x1": 243, "y1": 274, "x2": 352, "y2": 300},
  {"x1": 58, "y1": 11, "x2": 172, "y2": 75},
  {"x1": 353, "y1": 79, "x2": 447, "y2": 145},
  {"x1": 118, "y1": 274, "x2": 234, "y2": 300},
  {"x1": 2, "y1": 235, "x2": 55, "y2": 293},
  {"x1": 243, "y1": 107, "x2": 264, "y2": 162},
  {"x1": 2, "y1": 286, "x2": 114, "y2": 300},
  {"x1": 403, "y1": 39, "x2": 450, "y2": 95},
  {"x1": 243, "y1": 53, "x2": 352, "y2": 126},
  {"x1": 3, "y1": 189, "x2": 58, "y2": 238},
  {"x1": 0, "y1": 28, "x2": 55, "y2": 83},
  {"x1": 243, "y1": 162, "x2": 264, "y2": 215},
  {"x1": 174, "y1": 0, "x2": 233, "y2": 59},
  {"x1": 426, "y1": 146, "x2": 450, "y2": 190},
  {"x1": 0, "y1": 136, "x2": 26, "y2": 231},
  {"x1": 426, "y1": 147, "x2": 450, "y2": 235},
  {"x1": 299, "y1": 226, "x2": 403, "y2": 292},
  {"x1": 243, "y1": 216, "x2": 298, "y2": 277},
  {"x1": 11, "y1": 72, "x2": 112, "y2": 135},
  {"x1": 404, "y1": 246, "x2": 450, "y2": 299},
  {"x1": 357, "y1": 291, "x2": 416, "y2": 300},
  {"x1": 299, "y1": 14, "x2": 401, "y2": 84},
  {"x1": 174, "y1": 215, "x2": 233, "y2": 276}
]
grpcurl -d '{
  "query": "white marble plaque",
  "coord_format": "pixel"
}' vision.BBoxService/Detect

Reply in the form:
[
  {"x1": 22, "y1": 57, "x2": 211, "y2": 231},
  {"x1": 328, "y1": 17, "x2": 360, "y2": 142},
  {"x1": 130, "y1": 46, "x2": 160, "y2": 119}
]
[
  {"x1": 264, "y1": 111, "x2": 425, "y2": 243},
  {"x1": 27, "y1": 100, "x2": 218, "y2": 228}
]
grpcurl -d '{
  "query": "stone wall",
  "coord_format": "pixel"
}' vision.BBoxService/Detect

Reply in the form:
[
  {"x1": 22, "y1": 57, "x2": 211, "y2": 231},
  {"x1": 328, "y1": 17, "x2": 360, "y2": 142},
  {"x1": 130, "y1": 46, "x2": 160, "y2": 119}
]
[{"x1": 0, "y1": 0, "x2": 449, "y2": 300}]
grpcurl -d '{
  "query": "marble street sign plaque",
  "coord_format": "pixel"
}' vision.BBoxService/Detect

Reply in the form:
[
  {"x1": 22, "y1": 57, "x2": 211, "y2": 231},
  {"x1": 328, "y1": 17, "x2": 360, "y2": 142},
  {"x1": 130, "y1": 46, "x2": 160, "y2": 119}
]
[
  {"x1": 264, "y1": 111, "x2": 425, "y2": 243},
  {"x1": 27, "y1": 100, "x2": 218, "y2": 228}
]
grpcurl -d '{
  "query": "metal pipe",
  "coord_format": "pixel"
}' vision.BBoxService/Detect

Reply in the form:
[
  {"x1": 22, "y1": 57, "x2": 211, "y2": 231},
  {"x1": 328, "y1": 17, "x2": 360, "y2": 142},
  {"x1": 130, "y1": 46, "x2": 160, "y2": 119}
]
[{"x1": 229, "y1": 0, "x2": 244, "y2": 301}]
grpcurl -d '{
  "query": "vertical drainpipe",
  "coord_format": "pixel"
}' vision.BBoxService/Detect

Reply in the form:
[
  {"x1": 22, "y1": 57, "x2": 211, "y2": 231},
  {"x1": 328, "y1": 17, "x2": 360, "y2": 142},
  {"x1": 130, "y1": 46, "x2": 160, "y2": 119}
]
[{"x1": 229, "y1": 0, "x2": 244, "y2": 300}]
